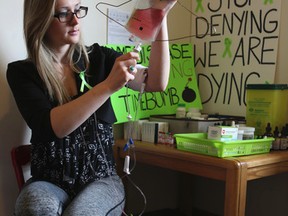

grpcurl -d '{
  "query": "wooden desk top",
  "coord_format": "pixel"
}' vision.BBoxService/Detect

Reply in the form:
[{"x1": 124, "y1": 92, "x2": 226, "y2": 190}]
[
  {"x1": 235, "y1": 150, "x2": 288, "y2": 180},
  {"x1": 115, "y1": 139, "x2": 288, "y2": 181},
  {"x1": 114, "y1": 139, "x2": 242, "y2": 181},
  {"x1": 236, "y1": 150, "x2": 288, "y2": 167}
]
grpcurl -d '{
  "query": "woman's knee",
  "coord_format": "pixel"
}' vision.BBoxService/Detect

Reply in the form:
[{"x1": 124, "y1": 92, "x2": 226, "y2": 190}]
[
  {"x1": 14, "y1": 181, "x2": 69, "y2": 216},
  {"x1": 63, "y1": 176, "x2": 125, "y2": 216}
]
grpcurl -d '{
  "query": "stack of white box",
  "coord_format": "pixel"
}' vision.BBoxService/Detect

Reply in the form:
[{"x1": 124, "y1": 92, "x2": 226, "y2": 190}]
[
  {"x1": 141, "y1": 121, "x2": 169, "y2": 143},
  {"x1": 124, "y1": 120, "x2": 149, "y2": 141}
]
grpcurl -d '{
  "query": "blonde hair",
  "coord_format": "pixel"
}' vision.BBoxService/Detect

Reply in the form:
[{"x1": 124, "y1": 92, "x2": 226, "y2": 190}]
[{"x1": 23, "y1": 0, "x2": 89, "y2": 105}]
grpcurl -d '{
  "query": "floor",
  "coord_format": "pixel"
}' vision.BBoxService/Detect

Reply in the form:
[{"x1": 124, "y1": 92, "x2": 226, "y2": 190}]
[{"x1": 141, "y1": 208, "x2": 220, "y2": 216}]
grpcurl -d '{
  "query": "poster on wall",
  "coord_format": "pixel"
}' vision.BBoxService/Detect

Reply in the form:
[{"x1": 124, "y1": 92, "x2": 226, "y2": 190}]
[
  {"x1": 192, "y1": 0, "x2": 282, "y2": 117},
  {"x1": 107, "y1": 8, "x2": 134, "y2": 45},
  {"x1": 106, "y1": 44, "x2": 202, "y2": 123}
]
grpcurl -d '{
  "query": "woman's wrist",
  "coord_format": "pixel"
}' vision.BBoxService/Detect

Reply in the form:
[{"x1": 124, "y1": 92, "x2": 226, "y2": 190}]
[{"x1": 154, "y1": 17, "x2": 169, "y2": 42}]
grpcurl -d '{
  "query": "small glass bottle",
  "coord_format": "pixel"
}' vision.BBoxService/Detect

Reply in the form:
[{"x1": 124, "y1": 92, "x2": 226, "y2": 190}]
[
  {"x1": 280, "y1": 126, "x2": 288, "y2": 150},
  {"x1": 272, "y1": 126, "x2": 281, "y2": 150},
  {"x1": 263, "y1": 123, "x2": 273, "y2": 138}
]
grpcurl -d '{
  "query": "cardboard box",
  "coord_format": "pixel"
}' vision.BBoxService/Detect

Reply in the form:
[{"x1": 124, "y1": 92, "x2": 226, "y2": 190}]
[
  {"x1": 208, "y1": 126, "x2": 238, "y2": 141},
  {"x1": 141, "y1": 121, "x2": 169, "y2": 143}
]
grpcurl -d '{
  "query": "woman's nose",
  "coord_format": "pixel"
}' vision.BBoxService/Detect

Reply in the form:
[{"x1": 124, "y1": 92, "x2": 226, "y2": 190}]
[{"x1": 70, "y1": 14, "x2": 79, "y2": 25}]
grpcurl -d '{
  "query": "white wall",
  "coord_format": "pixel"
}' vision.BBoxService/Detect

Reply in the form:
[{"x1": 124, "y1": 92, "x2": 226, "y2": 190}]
[
  {"x1": 1, "y1": 1, "x2": 29, "y2": 215},
  {"x1": 275, "y1": 0, "x2": 288, "y2": 83},
  {"x1": 0, "y1": 0, "x2": 287, "y2": 216}
]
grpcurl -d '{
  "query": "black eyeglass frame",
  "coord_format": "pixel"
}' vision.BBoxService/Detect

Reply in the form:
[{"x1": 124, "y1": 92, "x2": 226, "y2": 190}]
[{"x1": 54, "y1": 6, "x2": 88, "y2": 23}]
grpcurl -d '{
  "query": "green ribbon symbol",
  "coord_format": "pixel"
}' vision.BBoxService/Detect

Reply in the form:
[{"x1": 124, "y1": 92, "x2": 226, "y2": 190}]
[
  {"x1": 79, "y1": 71, "x2": 92, "y2": 92},
  {"x1": 264, "y1": 0, "x2": 273, "y2": 4},
  {"x1": 222, "y1": 38, "x2": 232, "y2": 58},
  {"x1": 195, "y1": 0, "x2": 204, "y2": 13}
]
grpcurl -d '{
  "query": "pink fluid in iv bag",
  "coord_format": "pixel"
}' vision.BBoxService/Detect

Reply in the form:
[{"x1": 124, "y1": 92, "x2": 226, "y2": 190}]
[
  {"x1": 126, "y1": 8, "x2": 165, "y2": 42},
  {"x1": 125, "y1": 0, "x2": 176, "y2": 42}
]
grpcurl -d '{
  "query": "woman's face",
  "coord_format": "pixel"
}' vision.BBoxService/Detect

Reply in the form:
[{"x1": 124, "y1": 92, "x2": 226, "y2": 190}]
[{"x1": 45, "y1": 0, "x2": 82, "y2": 50}]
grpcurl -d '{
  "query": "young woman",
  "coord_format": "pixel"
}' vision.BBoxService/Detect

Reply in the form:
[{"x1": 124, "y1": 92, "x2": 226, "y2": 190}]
[{"x1": 7, "y1": 0, "x2": 176, "y2": 215}]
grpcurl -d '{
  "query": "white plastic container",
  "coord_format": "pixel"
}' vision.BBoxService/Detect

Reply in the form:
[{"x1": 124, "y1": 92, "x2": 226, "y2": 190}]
[
  {"x1": 237, "y1": 129, "x2": 244, "y2": 140},
  {"x1": 186, "y1": 107, "x2": 201, "y2": 119},
  {"x1": 239, "y1": 127, "x2": 255, "y2": 140}
]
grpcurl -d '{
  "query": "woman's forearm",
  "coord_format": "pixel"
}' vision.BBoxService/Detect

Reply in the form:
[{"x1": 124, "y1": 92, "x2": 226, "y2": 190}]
[
  {"x1": 145, "y1": 16, "x2": 170, "y2": 92},
  {"x1": 50, "y1": 81, "x2": 113, "y2": 138}
]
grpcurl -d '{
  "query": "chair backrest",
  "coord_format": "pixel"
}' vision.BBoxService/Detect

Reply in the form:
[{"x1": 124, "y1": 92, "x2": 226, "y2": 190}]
[{"x1": 11, "y1": 145, "x2": 31, "y2": 191}]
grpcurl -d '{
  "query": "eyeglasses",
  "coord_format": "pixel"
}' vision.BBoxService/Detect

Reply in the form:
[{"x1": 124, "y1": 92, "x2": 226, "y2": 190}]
[{"x1": 54, "y1": 6, "x2": 88, "y2": 23}]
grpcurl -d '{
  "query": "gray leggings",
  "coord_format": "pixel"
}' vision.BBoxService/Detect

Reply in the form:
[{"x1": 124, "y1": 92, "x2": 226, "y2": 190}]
[{"x1": 14, "y1": 175, "x2": 125, "y2": 216}]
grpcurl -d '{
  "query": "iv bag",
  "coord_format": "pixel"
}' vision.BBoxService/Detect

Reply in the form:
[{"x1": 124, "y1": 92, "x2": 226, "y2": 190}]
[{"x1": 125, "y1": 0, "x2": 176, "y2": 42}]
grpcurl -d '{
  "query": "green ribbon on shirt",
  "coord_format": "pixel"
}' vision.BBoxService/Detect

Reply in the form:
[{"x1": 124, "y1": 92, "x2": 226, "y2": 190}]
[{"x1": 79, "y1": 71, "x2": 92, "y2": 92}]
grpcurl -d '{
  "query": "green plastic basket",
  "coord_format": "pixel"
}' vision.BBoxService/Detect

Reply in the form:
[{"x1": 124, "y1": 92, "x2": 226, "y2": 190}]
[{"x1": 174, "y1": 133, "x2": 273, "y2": 158}]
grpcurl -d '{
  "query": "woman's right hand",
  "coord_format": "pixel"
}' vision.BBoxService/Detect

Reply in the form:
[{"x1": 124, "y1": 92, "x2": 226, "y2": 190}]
[{"x1": 104, "y1": 51, "x2": 140, "y2": 93}]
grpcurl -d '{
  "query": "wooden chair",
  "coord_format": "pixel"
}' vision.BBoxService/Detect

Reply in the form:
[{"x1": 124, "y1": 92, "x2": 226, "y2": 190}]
[{"x1": 11, "y1": 145, "x2": 31, "y2": 191}]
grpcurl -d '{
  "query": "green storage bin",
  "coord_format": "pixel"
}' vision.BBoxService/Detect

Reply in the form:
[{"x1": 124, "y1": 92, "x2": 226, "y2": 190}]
[{"x1": 174, "y1": 133, "x2": 273, "y2": 158}]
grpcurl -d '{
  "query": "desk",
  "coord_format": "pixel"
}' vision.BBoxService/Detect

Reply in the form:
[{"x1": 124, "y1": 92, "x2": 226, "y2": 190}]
[
  {"x1": 235, "y1": 151, "x2": 288, "y2": 216},
  {"x1": 114, "y1": 140, "x2": 288, "y2": 216}
]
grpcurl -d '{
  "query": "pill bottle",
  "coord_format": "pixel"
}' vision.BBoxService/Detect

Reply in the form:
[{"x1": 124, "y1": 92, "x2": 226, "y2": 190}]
[
  {"x1": 176, "y1": 104, "x2": 186, "y2": 118},
  {"x1": 239, "y1": 127, "x2": 255, "y2": 140},
  {"x1": 186, "y1": 107, "x2": 201, "y2": 119}
]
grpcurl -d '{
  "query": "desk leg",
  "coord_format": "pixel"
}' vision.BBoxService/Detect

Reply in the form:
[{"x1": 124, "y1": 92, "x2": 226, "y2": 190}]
[
  {"x1": 238, "y1": 162, "x2": 248, "y2": 216},
  {"x1": 224, "y1": 162, "x2": 242, "y2": 216}
]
